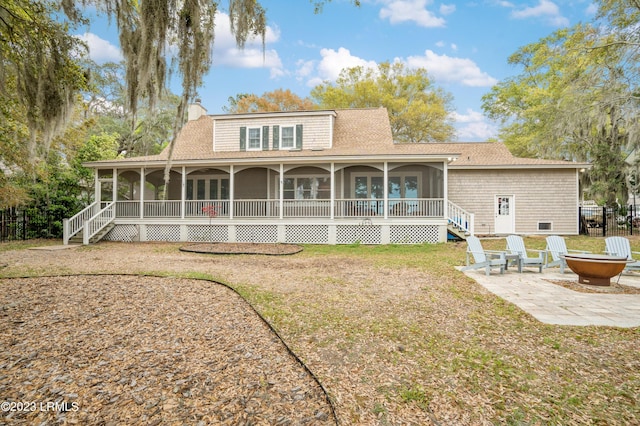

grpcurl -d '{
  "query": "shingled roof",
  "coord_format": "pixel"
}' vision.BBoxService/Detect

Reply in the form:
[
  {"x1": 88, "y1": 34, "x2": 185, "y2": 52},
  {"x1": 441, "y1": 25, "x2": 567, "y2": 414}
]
[{"x1": 84, "y1": 108, "x2": 588, "y2": 170}]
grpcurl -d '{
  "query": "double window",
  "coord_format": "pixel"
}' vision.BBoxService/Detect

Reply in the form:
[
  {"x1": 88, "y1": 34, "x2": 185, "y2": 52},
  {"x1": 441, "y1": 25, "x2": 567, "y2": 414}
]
[
  {"x1": 353, "y1": 173, "x2": 420, "y2": 199},
  {"x1": 240, "y1": 124, "x2": 302, "y2": 151},
  {"x1": 186, "y1": 177, "x2": 229, "y2": 200},
  {"x1": 280, "y1": 176, "x2": 330, "y2": 199}
]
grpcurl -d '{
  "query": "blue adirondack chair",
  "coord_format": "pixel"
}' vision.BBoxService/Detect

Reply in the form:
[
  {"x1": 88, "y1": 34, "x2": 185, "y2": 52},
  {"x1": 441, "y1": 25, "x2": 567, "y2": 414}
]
[
  {"x1": 462, "y1": 236, "x2": 506, "y2": 276},
  {"x1": 605, "y1": 237, "x2": 640, "y2": 272},
  {"x1": 506, "y1": 235, "x2": 545, "y2": 273},
  {"x1": 545, "y1": 235, "x2": 590, "y2": 273}
]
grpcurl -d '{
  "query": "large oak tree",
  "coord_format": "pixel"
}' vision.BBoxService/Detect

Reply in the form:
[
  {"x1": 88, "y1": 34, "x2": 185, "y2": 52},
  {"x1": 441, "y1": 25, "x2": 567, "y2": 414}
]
[{"x1": 311, "y1": 61, "x2": 456, "y2": 143}]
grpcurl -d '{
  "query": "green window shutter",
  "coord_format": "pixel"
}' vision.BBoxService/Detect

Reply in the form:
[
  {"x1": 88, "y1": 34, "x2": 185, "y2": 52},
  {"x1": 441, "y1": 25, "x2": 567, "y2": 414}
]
[
  {"x1": 239, "y1": 126, "x2": 246, "y2": 151},
  {"x1": 295, "y1": 124, "x2": 303, "y2": 149},
  {"x1": 262, "y1": 126, "x2": 269, "y2": 150},
  {"x1": 272, "y1": 125, "x2": 279, "y2": 150}
]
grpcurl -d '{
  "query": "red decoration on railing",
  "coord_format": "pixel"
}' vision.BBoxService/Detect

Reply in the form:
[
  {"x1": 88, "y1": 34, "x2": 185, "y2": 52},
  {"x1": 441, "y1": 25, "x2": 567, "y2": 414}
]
[{"x1": 202, "y1": 205, "x2": 218, "y2": 218}]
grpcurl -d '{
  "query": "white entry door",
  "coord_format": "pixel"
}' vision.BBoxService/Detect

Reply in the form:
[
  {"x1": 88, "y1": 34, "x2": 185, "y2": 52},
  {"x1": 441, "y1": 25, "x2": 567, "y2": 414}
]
[{"x1": 495, "y1": 195, "x2": 515, "y2": 234}]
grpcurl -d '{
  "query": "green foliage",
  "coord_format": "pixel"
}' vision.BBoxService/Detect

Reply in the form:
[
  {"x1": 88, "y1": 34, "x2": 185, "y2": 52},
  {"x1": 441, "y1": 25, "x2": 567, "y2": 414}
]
[
  {"x1": 0, "y1": 0, "x2": 89, "y2": 160},
  {"x1": 482, "y1": 1, "x2": 640, "y2": 205},
  {"x1": 311, "y1": 61, "x2": 456, "y2": 143}
]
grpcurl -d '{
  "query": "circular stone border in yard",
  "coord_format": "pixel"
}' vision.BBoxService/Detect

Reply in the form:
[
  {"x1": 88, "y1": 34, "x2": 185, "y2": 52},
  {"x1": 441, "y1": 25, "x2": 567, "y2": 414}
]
[{"x1": 180, "y1": 242, "x2": 303, "y2": 255}]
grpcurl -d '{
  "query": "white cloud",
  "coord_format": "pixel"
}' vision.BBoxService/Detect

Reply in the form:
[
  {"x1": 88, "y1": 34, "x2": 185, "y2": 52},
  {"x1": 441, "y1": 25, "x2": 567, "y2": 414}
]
[
  {"x1": 302, "y1": 47, "x2": 378, "y2": 87},
  {"x1": 585, "y1": 3, "x2": 598, "y2": 16},
  {"x1": 405, "y1": 50, "x2": 498, "y2": 87},
  {"x1": 211, "y1": 12, "x2": 284, "y2": 77},
  {"x1": 511, "y1": 0, "x2": 569, "y2": 27},
  {"x1": 298, "y1": 46, "x2": 497, "y2": 90},
  {"x1": 440, "y1": 4, "x2": 456, "y2": 15},
  {"x1": 295, "y1": 59, "x2": 316, "y2": 79},
  {"x1": 76, "y1": 32, "x2": 122, "y2": 63},
  {"x1": 379, "y1": 0, "x2": 446, "y2": 28},
  {"x1": 451, "y1": 109, "x2": 499, "y2": 141}
]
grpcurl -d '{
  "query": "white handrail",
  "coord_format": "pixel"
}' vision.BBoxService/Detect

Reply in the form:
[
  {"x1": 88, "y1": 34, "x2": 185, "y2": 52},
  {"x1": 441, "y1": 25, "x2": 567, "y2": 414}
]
[
  {"x1": 447, "y1": 201, "x2": 474, "y2": 235},
  {"x1": 83, "y1": 202, "x2": 116, "y2": 245},
  {"x1": 63, "y1": 201, "x2": 99, "y2": 245}
]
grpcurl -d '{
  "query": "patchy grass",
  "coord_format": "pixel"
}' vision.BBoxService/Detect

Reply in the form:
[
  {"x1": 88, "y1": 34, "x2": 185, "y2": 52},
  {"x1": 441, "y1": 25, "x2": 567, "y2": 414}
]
[
  {"x1": 0, "y1": 239, "x2": 60, "y2": 252},
  {"x1": 1, "y1": 237, "x2": 639, "y2": 425}
]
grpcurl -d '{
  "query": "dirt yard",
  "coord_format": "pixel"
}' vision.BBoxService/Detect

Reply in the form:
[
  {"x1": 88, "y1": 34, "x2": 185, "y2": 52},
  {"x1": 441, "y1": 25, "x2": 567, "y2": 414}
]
[{"x1": 1, "y1": 241, "x2": 639, "y2": 425}]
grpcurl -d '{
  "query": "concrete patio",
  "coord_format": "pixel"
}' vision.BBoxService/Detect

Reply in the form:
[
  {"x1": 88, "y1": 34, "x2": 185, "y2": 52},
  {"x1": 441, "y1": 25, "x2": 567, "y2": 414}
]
[{"x1": 461, "y1": 268, "x2": 640, "y2": 328}]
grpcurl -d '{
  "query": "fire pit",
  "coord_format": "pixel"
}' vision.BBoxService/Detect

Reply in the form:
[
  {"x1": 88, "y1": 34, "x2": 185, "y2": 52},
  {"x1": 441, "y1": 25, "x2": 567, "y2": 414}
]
[{"x1": 562, "y1": 254, "x2": 629, "y2": 286}]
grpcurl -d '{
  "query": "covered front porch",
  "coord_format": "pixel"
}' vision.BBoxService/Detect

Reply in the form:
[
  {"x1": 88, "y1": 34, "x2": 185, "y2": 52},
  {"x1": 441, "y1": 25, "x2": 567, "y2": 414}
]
[{"x1": 65, "y1": 158, "x2": 474, "y2": 244}]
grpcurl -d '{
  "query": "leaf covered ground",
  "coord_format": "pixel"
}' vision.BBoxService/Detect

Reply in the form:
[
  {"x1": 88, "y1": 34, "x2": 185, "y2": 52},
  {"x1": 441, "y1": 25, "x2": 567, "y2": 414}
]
[{"x1": 1, "y1": 237, "x2": 638, "y2": 425}]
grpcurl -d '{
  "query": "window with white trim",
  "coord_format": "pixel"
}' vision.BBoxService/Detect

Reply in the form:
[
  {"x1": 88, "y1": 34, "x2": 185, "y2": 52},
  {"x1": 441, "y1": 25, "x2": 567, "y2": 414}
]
[
  {"x1": 352, "y1": 172, "x2": 421, "y2": 198},
  {"x1": 186, "y1": 176, "x2": 229, "y2": 200},
  {"x1": 538, "y1": 221, "x2": 553, "y2": 231},
  {"x1": 278, "y1": 176, "x2": 331, "y2": 199},
  {"x1": 247, "y1": 127, "x2": 262, "y2": 150},
  {"x1": 281, "y1": 126, "x2": 295, "y2": 149}
]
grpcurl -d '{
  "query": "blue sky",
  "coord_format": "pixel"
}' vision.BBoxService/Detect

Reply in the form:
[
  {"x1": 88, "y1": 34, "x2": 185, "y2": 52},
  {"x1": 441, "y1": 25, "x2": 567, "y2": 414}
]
[{"x1": 76, "y1": 0, "x2": 599, "y2": 141}]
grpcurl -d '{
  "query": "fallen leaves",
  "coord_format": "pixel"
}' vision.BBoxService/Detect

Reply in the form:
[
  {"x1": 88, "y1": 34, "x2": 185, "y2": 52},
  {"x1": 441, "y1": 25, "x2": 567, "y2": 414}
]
[{"x1": 0, "y1": 275, "x2": 334, "y2": 425}]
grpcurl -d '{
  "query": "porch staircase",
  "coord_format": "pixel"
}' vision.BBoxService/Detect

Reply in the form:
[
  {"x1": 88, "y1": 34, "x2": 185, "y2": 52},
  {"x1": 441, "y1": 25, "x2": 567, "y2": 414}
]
[
  {"x1": 63, "y1": 201, "x2": 116, "y2": 245},
  {"x1": 446, "y1": 201, "x2": 474, "y2": 241},
  {"x1": 67, "y1": 223, "x2": 115, "y2": 244}
]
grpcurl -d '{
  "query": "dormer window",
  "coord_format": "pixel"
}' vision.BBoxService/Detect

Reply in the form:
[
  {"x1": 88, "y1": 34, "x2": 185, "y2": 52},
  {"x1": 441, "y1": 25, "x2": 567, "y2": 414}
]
[
  {"x1": 281, "y1": 126, "x2": 295, "y2": 149},
  {"x1": 240, "y1": 124, "x2": 301, "y2": 152},
  {"x1": 247, "y1": 127, "x2": 262, "y2": 151}
]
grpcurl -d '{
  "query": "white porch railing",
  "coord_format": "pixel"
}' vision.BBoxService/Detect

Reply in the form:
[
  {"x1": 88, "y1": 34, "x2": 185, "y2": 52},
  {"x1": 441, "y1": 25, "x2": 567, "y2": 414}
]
[
  {"x1": 233, "y1": 199, "x2": 280, "y2": 218},
  {"x1": 283, "y1": 200, "x2": 331, "y2": 217},
  {"x1": 63, "y1": 201, "x2": 100, "y2": 245},
  {"x1": 83, "y1": 201, "x2": 116, "y2": 245},
  {"x1": 112, "y1": 198, "x2": 450, "y2": 219},
  {"x1": 447, "y1": 201, "x2": 474, "y2": 235},
  {"x1": 144, "y1": 201, "x2": 181, "y2": 218},
  {"x1": 334, "y1": 198, "x2": 445, "y2": 217}
]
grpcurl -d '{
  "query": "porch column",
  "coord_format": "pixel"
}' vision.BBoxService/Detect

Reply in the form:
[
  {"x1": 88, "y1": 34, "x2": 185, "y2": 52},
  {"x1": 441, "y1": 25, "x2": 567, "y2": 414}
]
[
  {"x1": 181, "y1": 166, "x2": 186, "y2": 219},
  {"x1": 139, "y1": 168, "x2": 144, "y2": 219},
  {"x1": 330, "y1": 162, "x2": 335, "y2": 220},
  {"x1": 383, "y1": 161, "x2": 389, "y2": 219},
  {"x1": 443, "y1": 159, "x2": 449, "y2": 218},
  {"x1": 229, "y1": 165, "x2": 234, "y2": 219},
  {"x1": 279, "y1": 163, "x2": 284, "y2": 219},
  {"x1": 112, "y1": 168, "x2": 117, "y2": 203},
  {"x1": 94, "y1": 169, "x2": 100, "y2": 205}
]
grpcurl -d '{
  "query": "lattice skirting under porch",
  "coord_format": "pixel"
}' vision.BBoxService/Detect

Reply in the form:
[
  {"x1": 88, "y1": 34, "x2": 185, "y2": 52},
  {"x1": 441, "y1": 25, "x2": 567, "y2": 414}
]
[{"x1": 103, "y1": 223, "x2": 444, "y2": 244}]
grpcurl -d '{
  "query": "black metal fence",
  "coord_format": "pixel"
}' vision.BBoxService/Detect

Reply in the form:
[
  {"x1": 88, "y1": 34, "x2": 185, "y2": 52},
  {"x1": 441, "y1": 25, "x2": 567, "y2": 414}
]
[
  {"x1": 579, "y1": 205, "x2": 638, "y2": 237},
  {"x1": 0, "y1": 207, "x2": 61, "y2": 242}
]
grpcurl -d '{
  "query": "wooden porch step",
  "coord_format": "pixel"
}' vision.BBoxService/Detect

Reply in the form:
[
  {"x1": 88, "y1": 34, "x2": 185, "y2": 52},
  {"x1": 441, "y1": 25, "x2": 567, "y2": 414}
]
[
  {"x1": 69, "y1": 223, "x2": 115, "y2": 244},
  {"x1": 447, "y1": 224, "x2": 469, "y2": 241}
]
